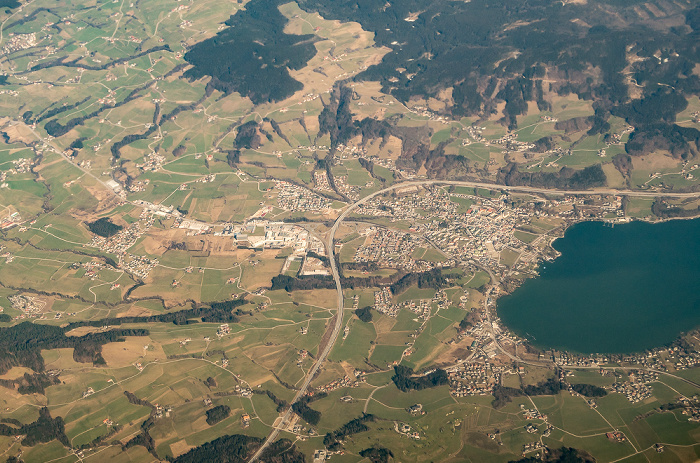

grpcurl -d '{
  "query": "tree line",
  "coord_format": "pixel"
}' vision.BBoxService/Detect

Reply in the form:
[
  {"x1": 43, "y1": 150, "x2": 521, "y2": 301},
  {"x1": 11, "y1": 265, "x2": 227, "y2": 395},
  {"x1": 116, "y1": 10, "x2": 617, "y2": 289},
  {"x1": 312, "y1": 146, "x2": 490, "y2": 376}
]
[
  {"x1": 0, "y1": 321, "x2": 148, "y2": 375},
  {"x1": 492, "y1": 375, "x2": 606, "y2": 409},
  {"x1": 291, "y1": 392, "x2": 327, "y2": 426},
  {"x1": 323, "y1": 414, "x2": 376, "y2": 448},
  {"x1": 206, "y1": 405, "x2": 231, "y2": 425},
  {"x1": 270, "y1": 268, "x2": 451, "y2": 295},
  {"x1": 43, "y1": 62, "x2": 187, "y2": 139},
  {"x1": 0, "y1": 407, "x2": 69, "y2": 448},
  {"x1": 66, "y1": 298, "x2": 248, "y2": 329},
  {"x1": 391, "y1": 365, "x2": 449, "y2": 392},
  {"x1": 498, "y1": 163, "x2": 607, "y2": 190}
]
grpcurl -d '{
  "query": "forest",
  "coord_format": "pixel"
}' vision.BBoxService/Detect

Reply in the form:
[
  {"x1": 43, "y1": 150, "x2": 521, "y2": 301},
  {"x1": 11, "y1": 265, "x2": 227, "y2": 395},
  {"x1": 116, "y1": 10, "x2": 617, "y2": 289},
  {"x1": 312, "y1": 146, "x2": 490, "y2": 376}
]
[
  {"x1": 172, "y1": 434, "x2": 261, "y2": 463},
  {"x1": 183, "y1": 0, "x2": 318, "y2": 104},
  {"x1": 270, "y1": 274, "x2": 336, "y2": 292},
  {"x1": 0, "y1": 0, "x2": 20, "y2": 10},
  {"x1": 206, "y1": 405, "x2": 231, "y2": 425},
  {"x1": 0, "y1": 371, "x2": 59, "y2": 394},
  {"x1": 86, "y1": 217, "x2": 122, "y2": 238},
  {"x1": 389, "y1": 268, "x2": 448, "y2": 295},
  {"x1": 173, "y1": 434, "x2": 306, "y2": 462},
  {"x1": 318, "y1": 86, "x2": 357, "y2": 149},
  {"x1": 291, "y1": 392, "x2": 326, "y2": 426},
  {"x1": 651, "y1": 199, "x2": 700, "y2": 218},
  {"x1": 291, "y1": 401, "x2": 321, "y2": 426},
  {"x1": 270, "y1": 268, "x2": 449, "y2": 294},
  {"x1": 0, "y1": 321, "x2": 148, "y2": 374},
  {"x1": 491, "y1": 375, "x2": 606, "y2": 408},
  {"x1": 234, "y1": 121, "x2": 262, "y2": 150},
  {"x1": 355, "y1": 306, "x2": 373, "y2": 323},
  {"x1": 511, "y1": 446, "x2": 595, "y2": 463},
  {"x1": 359, "y1": 447, "x2": 394, "y2": 463},
  {"x1": 391, "y1": 365, "x2": 449, "y2": 392},
  {"x1": 0, "y1": 407, "x2": 69, "y2": 448},
  {"x1": 323, "y1": 414, "x2": 375, "y2": 448},
  {"x1": 294, "y1": 0, "x2": 700, "y2": 157},
  {"x1": 571, "y1": 383, "x2": 607, "y2": 398},
  {"x1": 66, "y1": 298, "x2": 248, "y2": 329},
  {"x1": 498, "y1": 163, "x2": 607, "y2": 190}
]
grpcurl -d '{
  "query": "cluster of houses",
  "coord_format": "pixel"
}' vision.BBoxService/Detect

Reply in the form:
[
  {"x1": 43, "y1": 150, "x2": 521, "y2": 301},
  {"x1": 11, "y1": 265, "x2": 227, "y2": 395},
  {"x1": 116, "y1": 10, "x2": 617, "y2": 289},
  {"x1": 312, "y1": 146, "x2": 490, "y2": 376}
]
[
  {"x1": 448, "y1": 362, "x2": 500, "y2": 397},
  {"x1": 9, "y1": 294, "x2": 46, "y2": 316},
  {"x1": 355, "y1": 188, "x2": 524, "y2": 272},
  {"x1": 2, "y1": 32, "x2": 38, "y2": 55},
  {"x1": 217, "y1": 324, "x2": 231, "y2": 338},
  {"x1": 313, "y1": 171, "x2": 332, "y2": 192},
  {"x1": 275, "y1": 181, "x2": 330, "y2": 213},
  {"x1": 314, "y1": 374, "x2": 366, "y2": 394},
  {"x1": 398, "y1": 299, "x2": 432, "y2": 321},
  {"x1": 0, "y1": 212, "x2": 22, "y2": 230},
  {"x1": 353, "y1": 228, "x2": 426, "y2": 270},
  {"x1": 136, "y1": 151, "x2": 166, "y2": 171},
  {"x1": 0, "y1": 158, "x2": 37, "y2": 190},
  {"x1": 610, "y1": 370, "x2": 657, "y2": 403},
  {"x1": 678, "y1": 397, "x2": 700, "y2": 422},
  {"x1": 522, "y1": 441, "x2": 546, "y2": 456},
  {"x1": 373, "y1": 287, "x2": 396, "y2": 317},
  {"x1": 394, "y1": 421, "x2": 420, "y2": 440},
  {"x1": 547, "y1": 342, "x2": 700, "y2": 376},
  {"x1": 334, "y1": 175, "x2": 368, "y2": 201},
  {"x1": 120, "y1": 253, "x2": 159, "y2": 279},
  {"x1": 89, "y1": 215, "x2": 155, "y2": 257},
  {"x1": 606, "y1": 431, "x2": 627, "y2": 443},
  {"x1": 521, "y1": 405, "x2": 547, "y2": 421}
]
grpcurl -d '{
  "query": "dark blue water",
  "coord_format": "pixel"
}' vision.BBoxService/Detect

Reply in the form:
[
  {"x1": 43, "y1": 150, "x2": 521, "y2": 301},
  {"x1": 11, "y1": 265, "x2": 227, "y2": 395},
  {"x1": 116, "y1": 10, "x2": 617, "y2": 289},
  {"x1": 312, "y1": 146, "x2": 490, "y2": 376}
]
[{"x1": 497, "y1": 219, "x2": 700, "y2": 354}]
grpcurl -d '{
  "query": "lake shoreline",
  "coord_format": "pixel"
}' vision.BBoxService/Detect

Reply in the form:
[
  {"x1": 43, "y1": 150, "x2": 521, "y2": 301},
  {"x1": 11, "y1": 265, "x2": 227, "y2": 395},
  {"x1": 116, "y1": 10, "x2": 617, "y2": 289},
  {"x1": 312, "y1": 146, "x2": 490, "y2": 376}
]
[{"x1": 495, "y1": 215, "x2": 700, "y2": 356}]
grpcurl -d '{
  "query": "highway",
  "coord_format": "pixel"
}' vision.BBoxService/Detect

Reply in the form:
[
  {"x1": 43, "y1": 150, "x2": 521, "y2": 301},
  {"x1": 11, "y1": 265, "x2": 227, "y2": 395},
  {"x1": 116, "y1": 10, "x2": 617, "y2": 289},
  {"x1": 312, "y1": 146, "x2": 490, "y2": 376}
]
[
  {"x1": 248, "y1": 187, "x2": 373, "y2": 461},
  {"x1": 248, "y1": 178, "x2": 700, "y2": 461},
  {"x1": 11, "y1": 121, "x2": 700, "y2": 217},
  {"x1": 350, "y1": 178, "x2": 700, "y2": 200},
  {"x1": 247, "y1": 224, "x2": 345, "y2": 462}
]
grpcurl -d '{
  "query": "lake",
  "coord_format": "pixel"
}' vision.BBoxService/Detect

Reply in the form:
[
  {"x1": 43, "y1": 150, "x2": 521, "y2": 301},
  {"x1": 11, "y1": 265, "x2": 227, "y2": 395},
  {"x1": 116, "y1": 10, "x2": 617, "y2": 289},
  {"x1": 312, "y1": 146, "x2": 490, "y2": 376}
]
[{"x1": 496, "y1": 218, "x2": 700, "y2": 354}]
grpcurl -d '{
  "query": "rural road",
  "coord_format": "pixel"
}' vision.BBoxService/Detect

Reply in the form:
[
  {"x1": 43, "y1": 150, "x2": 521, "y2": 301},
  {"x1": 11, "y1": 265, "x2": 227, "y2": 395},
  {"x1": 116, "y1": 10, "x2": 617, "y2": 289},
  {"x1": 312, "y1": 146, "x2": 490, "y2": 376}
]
[
  {"x1": 9, "y1": 120, "x2": 127, "y2": 202},
  {"x1": 249, "y1": 178, "x2": 700, "y2": 461}
]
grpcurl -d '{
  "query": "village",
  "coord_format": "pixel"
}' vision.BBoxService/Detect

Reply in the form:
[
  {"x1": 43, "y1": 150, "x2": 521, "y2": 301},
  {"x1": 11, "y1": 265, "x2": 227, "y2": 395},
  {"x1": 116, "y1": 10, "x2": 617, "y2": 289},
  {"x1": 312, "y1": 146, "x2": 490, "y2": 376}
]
[
  {"x1": 275, "y1": 180, "x2": 331, "y2": 213},
  {"x1": 354, "y1": 187, "x2": 536, "y2": 274},
  {"x1": 352, "y1": 227, "x2": 434, "y2": 271}
]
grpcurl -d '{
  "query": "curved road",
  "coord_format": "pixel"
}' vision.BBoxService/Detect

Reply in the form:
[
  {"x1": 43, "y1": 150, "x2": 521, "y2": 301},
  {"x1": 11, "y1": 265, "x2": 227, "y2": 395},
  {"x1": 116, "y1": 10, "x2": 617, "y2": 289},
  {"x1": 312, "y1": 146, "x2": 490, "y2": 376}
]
[{"x1": 249, "y1": 180, "x2": 700, "y2": 461}]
